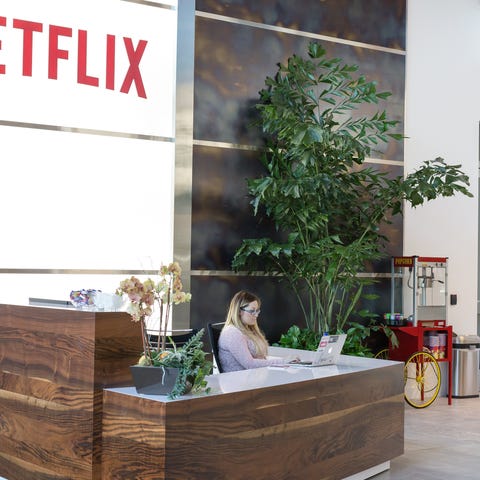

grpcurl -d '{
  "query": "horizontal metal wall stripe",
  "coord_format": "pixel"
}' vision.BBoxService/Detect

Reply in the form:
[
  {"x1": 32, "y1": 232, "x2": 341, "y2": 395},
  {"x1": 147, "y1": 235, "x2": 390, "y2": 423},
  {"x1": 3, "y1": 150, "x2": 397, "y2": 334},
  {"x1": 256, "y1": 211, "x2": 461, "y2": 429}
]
[
  {"x1": 0, "y1": 120, "x2": 174, "y2": 143},
  {"x1": 193, "y1": 140, "x2": 404, "y2": 166},
  {"x1": 195, "y1": 11, "x2": 406, "y2": 55},
  {"x1": 193, "y1": 139, "x2": 261, "y2": 151},
  {"x1": 190, "y1": 270, "x2": 394, "y2": 278},
  {"x1": 0, "y1": 269, "x2": 159, "y2": 275},
  {"x1": 0, "y1": 269, "x2": 397, "y2": 279},
  {"x1": 120, "y1": 0, "x2": 176, "y2": 10}
]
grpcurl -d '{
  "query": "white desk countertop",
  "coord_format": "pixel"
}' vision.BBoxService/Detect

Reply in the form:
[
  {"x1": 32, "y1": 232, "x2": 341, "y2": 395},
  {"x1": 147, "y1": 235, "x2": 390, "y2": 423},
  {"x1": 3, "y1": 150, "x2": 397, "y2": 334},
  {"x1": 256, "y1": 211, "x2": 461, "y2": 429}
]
[{"x1": 107, "y1": 348, "x2": 400, "y2": 402}]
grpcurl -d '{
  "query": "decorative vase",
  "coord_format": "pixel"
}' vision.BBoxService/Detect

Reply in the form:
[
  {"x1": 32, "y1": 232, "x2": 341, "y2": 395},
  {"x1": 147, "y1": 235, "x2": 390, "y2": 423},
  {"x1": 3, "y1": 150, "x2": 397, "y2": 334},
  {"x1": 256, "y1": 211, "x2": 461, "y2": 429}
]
[{"x1": 130, "y1": 365, "x2": 181, "y2": 395}]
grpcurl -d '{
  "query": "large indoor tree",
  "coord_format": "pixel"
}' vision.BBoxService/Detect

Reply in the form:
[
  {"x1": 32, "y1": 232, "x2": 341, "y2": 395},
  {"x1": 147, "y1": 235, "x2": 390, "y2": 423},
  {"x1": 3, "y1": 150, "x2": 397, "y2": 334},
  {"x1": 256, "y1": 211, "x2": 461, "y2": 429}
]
[{"x1": 233, "y1": 42, "x2": 472, "y2": 343}]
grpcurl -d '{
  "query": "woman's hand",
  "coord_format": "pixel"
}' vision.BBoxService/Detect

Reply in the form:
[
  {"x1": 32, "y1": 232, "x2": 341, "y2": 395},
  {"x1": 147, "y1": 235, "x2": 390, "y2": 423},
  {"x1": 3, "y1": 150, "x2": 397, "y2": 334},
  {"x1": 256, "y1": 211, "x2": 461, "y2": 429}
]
[{"x1": 287, "y1": 356, "x2": 301, "y2": 364}]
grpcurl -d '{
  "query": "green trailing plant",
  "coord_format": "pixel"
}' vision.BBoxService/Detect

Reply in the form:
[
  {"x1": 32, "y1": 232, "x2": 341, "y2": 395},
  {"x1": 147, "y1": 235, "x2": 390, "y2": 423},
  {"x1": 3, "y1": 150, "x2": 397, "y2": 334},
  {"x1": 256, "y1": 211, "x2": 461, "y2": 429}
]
[
  {"x1": 146, "y1": 329, "x2": 212, "y2": 399},
  {"x1": 233, "y1": 41, "x2": 472, "y2": 337}
]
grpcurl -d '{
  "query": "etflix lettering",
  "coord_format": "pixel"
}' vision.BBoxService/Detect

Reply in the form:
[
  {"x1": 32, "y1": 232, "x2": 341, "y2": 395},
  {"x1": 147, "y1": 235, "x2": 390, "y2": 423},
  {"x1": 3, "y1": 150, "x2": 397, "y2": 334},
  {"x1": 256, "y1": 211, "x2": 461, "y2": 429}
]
[{"x1": 0, "y1": 16, "x2": 149, "y2": 99}]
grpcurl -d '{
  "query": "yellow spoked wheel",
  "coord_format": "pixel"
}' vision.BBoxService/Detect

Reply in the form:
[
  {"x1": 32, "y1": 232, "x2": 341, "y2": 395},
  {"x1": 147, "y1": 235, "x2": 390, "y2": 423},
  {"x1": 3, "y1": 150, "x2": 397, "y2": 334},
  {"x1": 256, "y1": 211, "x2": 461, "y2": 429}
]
[
  {"x1": 404, "y1": 351, "x2": 441, "y2": 409},
  {"x1": 374, "y1": 348, "x2": 390, "y2": 360}
]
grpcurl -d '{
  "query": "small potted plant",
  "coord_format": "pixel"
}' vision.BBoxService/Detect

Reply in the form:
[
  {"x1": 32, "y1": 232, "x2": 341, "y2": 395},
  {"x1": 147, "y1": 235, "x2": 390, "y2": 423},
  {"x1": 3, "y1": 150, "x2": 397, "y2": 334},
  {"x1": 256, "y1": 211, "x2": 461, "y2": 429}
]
[{"x1": 117, "y1": 262, "x2": 212, "y2": 399}]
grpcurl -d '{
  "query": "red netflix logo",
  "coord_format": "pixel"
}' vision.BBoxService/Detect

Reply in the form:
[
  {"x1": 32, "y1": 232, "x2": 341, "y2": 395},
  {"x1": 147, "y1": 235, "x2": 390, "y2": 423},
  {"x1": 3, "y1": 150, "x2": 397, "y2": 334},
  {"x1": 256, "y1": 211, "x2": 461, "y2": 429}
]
[{"x1": 0, "y1": 16, "x2": 149, "y2": 99}]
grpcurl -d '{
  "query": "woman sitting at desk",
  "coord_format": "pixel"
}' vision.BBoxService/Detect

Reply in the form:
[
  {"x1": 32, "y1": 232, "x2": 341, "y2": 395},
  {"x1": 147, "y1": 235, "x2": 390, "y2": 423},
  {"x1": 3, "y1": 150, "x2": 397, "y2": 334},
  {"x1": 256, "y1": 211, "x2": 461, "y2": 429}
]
[{"x1": 218, "y1": 290, "x2": 287, "y2": 372}]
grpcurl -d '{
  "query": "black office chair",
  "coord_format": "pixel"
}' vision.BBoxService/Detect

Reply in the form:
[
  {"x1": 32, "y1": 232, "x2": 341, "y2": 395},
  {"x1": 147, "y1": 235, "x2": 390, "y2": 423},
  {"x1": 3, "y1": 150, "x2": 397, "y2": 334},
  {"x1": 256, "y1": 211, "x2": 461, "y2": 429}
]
[
  {"x1": 148, "y1": 329, "x2": 198, "y2": 350},
  {"x1": 207, "y1": 322, "x2": 225, "y2": 373}
]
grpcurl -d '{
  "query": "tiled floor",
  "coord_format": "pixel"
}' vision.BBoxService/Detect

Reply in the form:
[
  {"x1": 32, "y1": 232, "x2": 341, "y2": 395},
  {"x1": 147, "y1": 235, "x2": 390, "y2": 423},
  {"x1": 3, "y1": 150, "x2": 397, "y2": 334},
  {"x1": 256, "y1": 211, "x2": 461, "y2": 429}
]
[{"x1": 374, "y1": 395, "x2": 480, "y2": 479}]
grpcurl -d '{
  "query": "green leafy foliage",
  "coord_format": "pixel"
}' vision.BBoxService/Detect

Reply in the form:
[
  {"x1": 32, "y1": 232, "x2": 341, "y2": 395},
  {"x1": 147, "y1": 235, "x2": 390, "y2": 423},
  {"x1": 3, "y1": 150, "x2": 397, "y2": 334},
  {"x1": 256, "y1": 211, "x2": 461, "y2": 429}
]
[
  {"x1": 275, "y1": 322, "x2": 399, "y2": 357},
  {"x1": 149, "y1": 329, "x2": 212, "y2": 399},
  {"x1": 274, "y1": 325, "x2": 321, "y2": 351},
  {"x1": 233, "y1": 41, "x2": 472, "y2": 339},
  {"x1": 341, "y1": 321, "x2": 399, "y2": 357}
]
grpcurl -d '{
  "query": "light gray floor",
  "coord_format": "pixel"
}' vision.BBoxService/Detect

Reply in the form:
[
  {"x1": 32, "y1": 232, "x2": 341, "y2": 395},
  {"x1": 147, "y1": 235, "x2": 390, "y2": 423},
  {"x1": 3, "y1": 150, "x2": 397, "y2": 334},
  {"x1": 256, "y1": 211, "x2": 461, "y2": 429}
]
[{"x1": 374, "y1": 395, "x2": 480, "y2": 480}]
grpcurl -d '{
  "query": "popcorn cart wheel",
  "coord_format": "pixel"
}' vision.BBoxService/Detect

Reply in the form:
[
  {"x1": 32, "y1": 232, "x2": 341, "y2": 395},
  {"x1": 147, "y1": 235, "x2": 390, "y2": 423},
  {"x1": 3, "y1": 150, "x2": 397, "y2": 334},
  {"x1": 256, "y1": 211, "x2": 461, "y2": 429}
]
[
  {"x1": 375, "y1": 345, "x2": 441, "y2": 408},
  {"x1": 374, "y1": 319, "x2": 452, "y2": 409},
  {"x1": 403, "y1": 350, "x2": 441, "y2": 408}
]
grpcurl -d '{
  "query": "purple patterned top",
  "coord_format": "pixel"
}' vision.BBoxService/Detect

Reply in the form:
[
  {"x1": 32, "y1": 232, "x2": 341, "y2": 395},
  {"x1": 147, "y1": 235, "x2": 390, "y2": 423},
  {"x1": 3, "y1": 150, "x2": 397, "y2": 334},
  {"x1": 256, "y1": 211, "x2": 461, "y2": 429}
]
[{"x1": 218, "y1": 325, "x2": 284, "y2": 373}]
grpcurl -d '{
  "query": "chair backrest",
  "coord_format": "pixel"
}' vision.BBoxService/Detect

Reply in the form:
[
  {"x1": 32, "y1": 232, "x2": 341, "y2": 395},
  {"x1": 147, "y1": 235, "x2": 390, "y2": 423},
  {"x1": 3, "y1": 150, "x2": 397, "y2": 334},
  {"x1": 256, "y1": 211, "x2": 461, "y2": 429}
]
[
  {"x1": 207, "y1": 322, "x2": 225, "y2": 373},
  {"x1": 148, "y1": 329, "x2": 198, "y2": 350}
]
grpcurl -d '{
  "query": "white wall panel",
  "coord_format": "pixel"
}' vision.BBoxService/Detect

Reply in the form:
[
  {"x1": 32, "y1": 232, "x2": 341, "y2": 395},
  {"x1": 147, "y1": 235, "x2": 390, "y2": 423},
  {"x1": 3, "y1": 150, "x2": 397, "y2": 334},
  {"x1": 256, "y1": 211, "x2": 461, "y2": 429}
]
[
  {"x1": 0, "y1": 0, "x2": 176, "y2": 136},
  {"x1": 405, "y1": 0, "x2": 480, "y2": 334},
  {"x1": 0, "y1": 0, "x2": 178, "y2": 302},
  {"x1": 0, "y1": 127, "x2": 174, "y2": 269}
]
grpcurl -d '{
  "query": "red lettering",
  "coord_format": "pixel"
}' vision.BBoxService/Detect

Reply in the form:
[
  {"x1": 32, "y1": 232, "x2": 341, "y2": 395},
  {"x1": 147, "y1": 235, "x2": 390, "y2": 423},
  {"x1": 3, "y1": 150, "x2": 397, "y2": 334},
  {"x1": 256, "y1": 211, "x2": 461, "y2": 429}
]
[
  {"x1": 120, "y1": 37, "x2": 147, "y2": 99},
  {"x1": 77, "y1": 29, "x2": 99, "y2": 87},
  {"x1": 48, "y1": 24, "x2": 72, "y2": 79},
  {"x1": 0, "y1": 16, "x2": 6, "y2": 74},
  {"x1": 1, "y1": 16, "x2": 148, "y2": 99},
  {"x1": 105, "y1": 34, "x2": 115, "y2": 90},
  {"x1": 13, "y1": 19, "x2": 43, "y2": 76}
]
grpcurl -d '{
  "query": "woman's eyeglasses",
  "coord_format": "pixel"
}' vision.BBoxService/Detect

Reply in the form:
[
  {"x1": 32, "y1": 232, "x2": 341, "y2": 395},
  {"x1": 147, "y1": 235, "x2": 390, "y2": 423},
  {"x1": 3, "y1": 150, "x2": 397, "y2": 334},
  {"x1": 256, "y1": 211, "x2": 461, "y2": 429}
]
[{"x1": 240, "y1": 306, "x2": 261, "y2": 316}]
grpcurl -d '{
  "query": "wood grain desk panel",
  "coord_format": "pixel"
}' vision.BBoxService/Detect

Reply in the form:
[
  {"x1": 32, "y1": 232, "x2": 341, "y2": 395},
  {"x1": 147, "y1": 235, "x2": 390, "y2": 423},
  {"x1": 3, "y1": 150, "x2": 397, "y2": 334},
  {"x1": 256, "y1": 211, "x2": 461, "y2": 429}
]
[
  {"x1": 102, "y1": 361, "x2": 404, "y2": 480},
  {"x1": 0, "y1": 304, "x2": 143, "y2": 480}
]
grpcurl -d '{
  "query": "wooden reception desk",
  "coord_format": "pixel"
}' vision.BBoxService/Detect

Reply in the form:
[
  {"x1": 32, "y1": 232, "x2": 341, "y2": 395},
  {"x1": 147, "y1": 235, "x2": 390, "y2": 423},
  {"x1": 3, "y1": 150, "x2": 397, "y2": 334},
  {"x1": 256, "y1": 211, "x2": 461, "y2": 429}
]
[
  {"x1": 0, "y1": 304, "x2": 142, "y2": 480},
  {"x1": 102, "y1": 349, "x2": 404, "y2": 480},
  {"x1": 0, "y1": 305, "x2": 404, "y2": 480}
]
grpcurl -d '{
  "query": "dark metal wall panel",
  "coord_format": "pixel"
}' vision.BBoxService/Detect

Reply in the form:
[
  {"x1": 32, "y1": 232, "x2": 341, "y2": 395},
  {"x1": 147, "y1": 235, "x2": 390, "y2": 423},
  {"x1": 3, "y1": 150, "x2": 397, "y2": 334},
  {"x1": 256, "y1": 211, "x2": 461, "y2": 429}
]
[
  {"x1": 187, "y1": 0, "x2": 407, "y2": 332},
  {"x1": 196, "y1": 0, "x2": 406, "y2": 50},
  {"x1": 191, "y1": 146, "x2": 403, "y2": 272},
  {"x1": 191, "y1": 144, "x2": 283, "y2": 271},
  {"x1": 190, "y1": 274, "x2": 308, "y2": 343},
  {"x1": 190, "y1": 274, "x2": 393, "y2": 344},
  {"x1": 194, "y1": 16, "x2": 405, "y2": 160}
]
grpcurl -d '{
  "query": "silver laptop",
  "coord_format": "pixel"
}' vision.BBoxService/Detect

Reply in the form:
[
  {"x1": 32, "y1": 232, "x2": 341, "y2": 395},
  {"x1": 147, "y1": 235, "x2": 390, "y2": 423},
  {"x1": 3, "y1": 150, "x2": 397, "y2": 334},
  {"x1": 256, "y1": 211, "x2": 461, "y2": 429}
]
[{"x1": 289, "y1": 334, "x2": 347, "y2": 367}]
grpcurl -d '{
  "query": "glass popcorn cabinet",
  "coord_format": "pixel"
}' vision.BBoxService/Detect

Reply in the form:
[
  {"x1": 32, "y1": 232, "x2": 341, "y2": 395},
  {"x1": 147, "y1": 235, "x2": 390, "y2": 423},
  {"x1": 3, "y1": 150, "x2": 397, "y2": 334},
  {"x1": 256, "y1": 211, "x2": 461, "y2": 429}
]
[{"x1": 384, "y1": 256, "x2": 452, "y2": 407}]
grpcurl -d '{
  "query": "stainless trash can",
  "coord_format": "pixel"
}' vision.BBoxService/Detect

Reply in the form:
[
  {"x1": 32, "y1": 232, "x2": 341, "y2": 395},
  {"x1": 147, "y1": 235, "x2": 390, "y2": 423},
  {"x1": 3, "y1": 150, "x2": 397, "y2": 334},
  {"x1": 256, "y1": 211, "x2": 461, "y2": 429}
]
[{"x1": 452, "y1": 335, "x2": 480, "y2": 398}]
